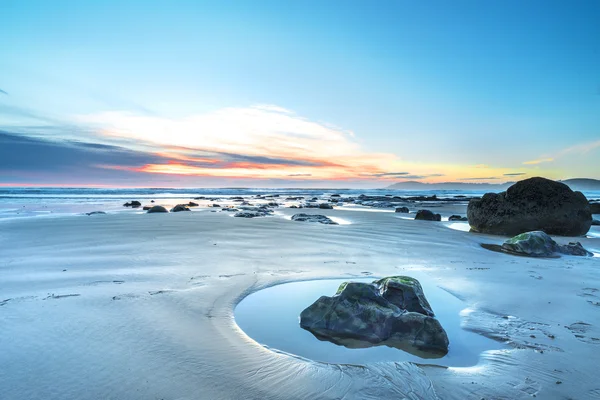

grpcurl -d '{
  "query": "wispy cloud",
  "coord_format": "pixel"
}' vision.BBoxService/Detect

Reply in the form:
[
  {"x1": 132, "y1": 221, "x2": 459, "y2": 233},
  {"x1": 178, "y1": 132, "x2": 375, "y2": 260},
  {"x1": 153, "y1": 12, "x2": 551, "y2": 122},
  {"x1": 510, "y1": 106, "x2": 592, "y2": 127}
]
[
  {"x1": 288, "y1": 173, "x2": 312, "y2": 177},
  {"x1": 458, "y1": 176, "x2": 501, "y2": 180},
  {"x1": 557, "y1": 140, "x2": 600, "y2": 156},
  {"x1": 523, "y1": 158, "x2": 554, "y2": 165},
  {"x1": 369, "y1": 172, "x2": 410, "y2": 177},
  {"x1": 504, "y1": 172, "x2": 526, "y2": 176},
  {"x1": 0, "y1": 89, "x2": 7, "y2": 95}
]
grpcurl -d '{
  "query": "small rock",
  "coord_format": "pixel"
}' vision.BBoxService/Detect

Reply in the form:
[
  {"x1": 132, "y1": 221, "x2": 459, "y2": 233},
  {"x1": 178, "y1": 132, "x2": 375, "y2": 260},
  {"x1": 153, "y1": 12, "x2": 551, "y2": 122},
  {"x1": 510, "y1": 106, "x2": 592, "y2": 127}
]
[
  {"x1": 171, "y1": 204, "x2": 191, "y2": 212},
  {"x1": 319, "y1": 203, "x2": 333, "y2": 209},
  {"x1": 147, "y1": 205, "x2": 168, "y2": 213},
  {"x1": 291, "y1": 213, "x2": 338, "y2": 225},
  {"x1": 85, "y1": 211, "x2": 106, "y2": 216},
  {"x1": 448, "y1": 215, "x2": 468, "y2": 221},
  {"x1": 395, "y1": 207, "x2": 409, "y2": 213},
  {"x1": 415, "y1": 210, "x2": 441, "y2": 221}
]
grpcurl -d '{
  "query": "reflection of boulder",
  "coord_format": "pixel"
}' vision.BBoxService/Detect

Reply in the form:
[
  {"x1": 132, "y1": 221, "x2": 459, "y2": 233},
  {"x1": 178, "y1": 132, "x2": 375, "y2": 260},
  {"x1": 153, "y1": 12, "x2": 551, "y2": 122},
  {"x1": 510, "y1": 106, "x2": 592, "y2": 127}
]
[
  {"x1": 291, "y1": 213, "x2": 338, "y2": 225},
  {"x1": 468, "y1": 177, "x2": 592, "y2": 236},
  {"x1": 415, "y1": 210, "x2": 441, "y2": 221},
  {"x1": 147, "y1": 206, "x2": 168, "y2": 213},
  {"x1": 300, "y1": 276, "x2": 449, "y2": 356},
  {"x1": 499, "y1": 231, "x2": 592, "y2": 257}
]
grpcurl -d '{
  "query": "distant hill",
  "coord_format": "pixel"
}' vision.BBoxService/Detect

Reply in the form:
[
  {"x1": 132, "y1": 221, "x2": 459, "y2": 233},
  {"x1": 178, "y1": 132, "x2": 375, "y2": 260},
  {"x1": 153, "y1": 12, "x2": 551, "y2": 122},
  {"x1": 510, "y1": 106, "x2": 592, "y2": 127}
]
[
  {"x1": 559, "y1": 178, "x2": 600, "y2": 191},
  {"x1": 386, "y1": 178, "x2": 600, "y2": 192}
]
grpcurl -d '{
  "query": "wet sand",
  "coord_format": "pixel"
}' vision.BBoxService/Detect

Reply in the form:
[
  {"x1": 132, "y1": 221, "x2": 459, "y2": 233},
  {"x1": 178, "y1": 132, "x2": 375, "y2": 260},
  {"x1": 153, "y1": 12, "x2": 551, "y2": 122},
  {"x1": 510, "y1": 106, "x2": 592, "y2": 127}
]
[{"x1": 1, "y1": 204, "x2": 599, "y2": 399}]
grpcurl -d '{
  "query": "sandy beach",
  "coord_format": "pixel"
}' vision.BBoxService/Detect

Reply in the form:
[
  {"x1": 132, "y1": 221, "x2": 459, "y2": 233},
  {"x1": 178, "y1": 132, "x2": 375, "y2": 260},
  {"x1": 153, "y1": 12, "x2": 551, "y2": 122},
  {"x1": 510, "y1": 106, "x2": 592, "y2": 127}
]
[{"x1": 1, "y1": 201, "x2": 599, "y2": 399}]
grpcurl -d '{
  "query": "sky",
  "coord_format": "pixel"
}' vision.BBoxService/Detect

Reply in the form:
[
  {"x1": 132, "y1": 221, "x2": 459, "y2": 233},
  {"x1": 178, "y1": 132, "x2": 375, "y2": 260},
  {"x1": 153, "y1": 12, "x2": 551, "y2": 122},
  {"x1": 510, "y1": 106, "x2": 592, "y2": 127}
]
[{"x1": 1, "y1": 0, "x2": 599, "y2": 188}]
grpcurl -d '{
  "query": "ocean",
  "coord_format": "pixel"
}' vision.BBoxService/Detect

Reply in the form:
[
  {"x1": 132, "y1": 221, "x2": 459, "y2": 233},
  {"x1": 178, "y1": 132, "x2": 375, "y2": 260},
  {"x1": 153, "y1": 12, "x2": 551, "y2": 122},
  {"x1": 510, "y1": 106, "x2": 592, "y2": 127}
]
[{"x1": 1, "y1": 187, "x2": 599, "y2": 221}]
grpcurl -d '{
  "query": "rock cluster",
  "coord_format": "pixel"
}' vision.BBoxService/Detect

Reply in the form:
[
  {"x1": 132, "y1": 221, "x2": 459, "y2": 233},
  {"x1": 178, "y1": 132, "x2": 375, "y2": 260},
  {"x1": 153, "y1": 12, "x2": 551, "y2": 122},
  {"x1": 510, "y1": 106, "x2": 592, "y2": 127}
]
[
  {"x1": 291, "y1": 213, "x2": 338, "y2": 225},
  {"x1": 500, "y1": 231, "x2": 593, "y2": 257}
]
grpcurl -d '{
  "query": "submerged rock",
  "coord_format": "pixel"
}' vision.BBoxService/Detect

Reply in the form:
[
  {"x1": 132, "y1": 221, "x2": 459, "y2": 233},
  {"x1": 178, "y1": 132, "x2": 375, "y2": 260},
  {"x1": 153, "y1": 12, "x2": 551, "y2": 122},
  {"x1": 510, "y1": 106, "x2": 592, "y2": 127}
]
[
  {"x1": 415, "y1": 210, "x2": 441, "y2": 221},
  {"x1": 85, "y1": 211, "x2": 106, "y2": 216},
  {"x1": 300, "y1": 276, "x2": 449, "y2": 356},
  {"x1": 291, "y1": 213, "x2": 338, "y2": 225},
  {"x1": 500, "y1": 231, "x2": 592, "y2": 257},
  {"x1": 147, "y1": 205, "x2": 168, "y2": 213},
  {"x1": 395, "y1": 207, "x2": 409, "y2": 213},
  {"x1": 448, "y1": 215, "x2": 468, "y2": 221},
  {"x1": 171, "y1": 204, "x2": 191, "y2": 212},
  {"x1": 468, "y1": 177, "x2": 592, "y2": 236}
]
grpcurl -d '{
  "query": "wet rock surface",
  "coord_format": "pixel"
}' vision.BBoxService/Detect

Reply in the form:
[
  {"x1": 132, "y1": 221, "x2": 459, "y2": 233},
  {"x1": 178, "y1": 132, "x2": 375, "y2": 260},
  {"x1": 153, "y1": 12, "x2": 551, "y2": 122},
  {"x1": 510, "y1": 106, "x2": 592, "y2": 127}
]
[
  {"x1": 300, "y1": 276, "x2": 449, "y2": 356},
  {"x1": 291, "y1": 213, "x2": 338, "y2": 225},
  {"x1": 498, "y1": 231, "x2": 593, "y2": 257},
  {"x1": 468, "y1": 177, "x2": 592, "y2": 236}
]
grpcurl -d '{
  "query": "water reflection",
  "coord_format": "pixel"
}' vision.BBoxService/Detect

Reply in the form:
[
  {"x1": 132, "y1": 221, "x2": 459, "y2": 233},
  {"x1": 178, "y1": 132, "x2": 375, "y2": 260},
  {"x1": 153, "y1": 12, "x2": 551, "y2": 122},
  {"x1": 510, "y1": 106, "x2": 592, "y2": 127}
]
[{"x1": 235, "y1": 278, "x2": 504, "y2": 367}]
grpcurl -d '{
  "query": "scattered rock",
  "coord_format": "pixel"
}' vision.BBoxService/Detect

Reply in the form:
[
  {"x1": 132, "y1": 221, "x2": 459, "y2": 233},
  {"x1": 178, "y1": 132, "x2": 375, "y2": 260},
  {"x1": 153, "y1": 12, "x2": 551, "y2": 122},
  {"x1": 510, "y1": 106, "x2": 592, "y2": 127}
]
[
  {"x1": 147, "y1": 205, "x2": 168, "y2": 213},
  {"x1": 291, "y1": 213, "x2": 338, "y2": 225},
  {"x1": 151, "y1": 200, "x2": 155, "y2": 203},
  {"x1": 212, "y1": 204, "x2": 221, "y2": 208},
  {"x1": 188, "y1": 201, "x2": 199, "y2": 207},
  {"x1": 500, "y1": 231, "x2": 593, "y2": 257},
  {"x1": 123, "y1": 200, "x2": 142, "y2": 208},
  {"x1": 300, "y1": 276, "x2": 449, "y2": 355},
  {"x1": 415, "y1": 210, "x2": 441, "y2": 221},
  {"x1": 319, "y1": 203, "x2": 333, "y2": 209},
  {"x1": 395, "y1": 207, "x2": 409, "y2": 213},
  {"x1": 289, "y1": 205, "x2": 298, "y2": 208},
  {"x1": 171, "y1": 204, "x2": 191, "y2": 212},
  {"x1": 142, "y1": 206, "x2": 152, "y2": 211},
  {"x1": 331, "y1": 194, "x2": 341, "y2": 197},
  {"x1": 448, "y1": 215, "x2": 468, "y2": 221},
  {"x1": 467, "y1": 177, "x2": 592, "y2": 236}
]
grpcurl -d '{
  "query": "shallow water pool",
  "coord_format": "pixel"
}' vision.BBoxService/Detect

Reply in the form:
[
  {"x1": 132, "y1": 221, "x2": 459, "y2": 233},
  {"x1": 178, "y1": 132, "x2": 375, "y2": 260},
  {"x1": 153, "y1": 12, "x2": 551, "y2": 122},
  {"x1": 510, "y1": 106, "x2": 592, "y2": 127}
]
[{"x1": 235, "y1": 277, "x2": 504, "y2": 367}]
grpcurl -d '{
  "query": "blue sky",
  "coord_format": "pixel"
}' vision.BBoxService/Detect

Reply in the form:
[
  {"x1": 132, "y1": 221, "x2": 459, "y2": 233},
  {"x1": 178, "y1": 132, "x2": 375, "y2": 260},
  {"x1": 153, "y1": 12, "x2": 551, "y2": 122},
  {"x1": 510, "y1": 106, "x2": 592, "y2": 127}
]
[{"x1": 1, "y1": 0, "x2": 599, "y2": 187}]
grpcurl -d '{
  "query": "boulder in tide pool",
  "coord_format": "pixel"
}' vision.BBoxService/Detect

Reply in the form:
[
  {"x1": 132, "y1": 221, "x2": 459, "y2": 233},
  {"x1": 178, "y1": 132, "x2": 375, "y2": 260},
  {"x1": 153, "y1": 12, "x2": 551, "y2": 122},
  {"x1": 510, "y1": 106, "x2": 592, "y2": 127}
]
[
  {"x1": 147, "y1": 205, "x2": 168, "y2": 213},
  {"x1": 395, "y1": 207, "x2": 409, "y2": 213},
  {"x1": 468, "y1": 177, "x2": 592, "y2": 236},
  {"x1": 415, "y1": 210, "x2": 441, "y2": 221},
  {"x1": 500, "y1": 231, "x2": 592, "y2": 257},
  {"x1": 300, "y1": 276, "x2": 449, "y2": 356},
  {"x1": 291, "y1": 213, "x2": 338, "y2": 225}
]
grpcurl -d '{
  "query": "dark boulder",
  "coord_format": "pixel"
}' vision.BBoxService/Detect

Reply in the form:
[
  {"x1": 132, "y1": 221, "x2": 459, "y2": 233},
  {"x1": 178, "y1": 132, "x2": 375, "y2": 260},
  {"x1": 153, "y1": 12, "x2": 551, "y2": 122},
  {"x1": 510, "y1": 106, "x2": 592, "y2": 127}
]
[
  {"x1": 291, "y1": 213, "x2": 338, "y2": 225},
  {"x1": 188, "y1": 202, "x2": 199, "y2": 207},
  {"x1": 395, "y1": 207, "x2": 409, "y2": 213},
  {"x1": 415, "y1": 210, "x2": 441, "y2": 221},
  {"x1": 467, "y1": 177, "x2": 592, "y2": 236},
  {"x1": 147, "y1": 206, "x2": 168, "y2": 213},
  {"x1": 123, "y1": 200, "x2": 142, "y2": 207},
  {"x1": 448, "y1": 215, "x2": 468, "y2": 221},
  {"x1": 142, "y1": 206, "x2": 152, "y2": 211},
  {"x1": 300, "y1": 277, "x2": 449, "y2": 356},
  {"x1": 171, "y1": 204, "x2": 190, "y2": 212},
  {"x1": 591, "y1": 203, "x2": 600, "y2": 215}
]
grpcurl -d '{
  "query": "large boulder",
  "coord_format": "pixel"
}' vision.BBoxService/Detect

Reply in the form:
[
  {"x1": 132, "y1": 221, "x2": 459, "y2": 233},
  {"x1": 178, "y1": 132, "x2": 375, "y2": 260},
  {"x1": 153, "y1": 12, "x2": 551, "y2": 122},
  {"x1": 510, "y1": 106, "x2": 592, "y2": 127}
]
[
  {"x1": 501, "y1": 231, "x2": 592, "y2": 257},
  {"x1": 415, "y1": 210, "x2": 441, "y2": 221},
  {"x1": 291, "y1": 213, "x2": 338, "y2": 225},
  {"x1": 468, "y1": 177, "x2": 592, "y2": 236},
  {"x1": 147, "y1": 205, "x2": 168, "y2": 213},
  {"x1": 300, "y1": 277, "x2": 449, "y2": 356}
]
